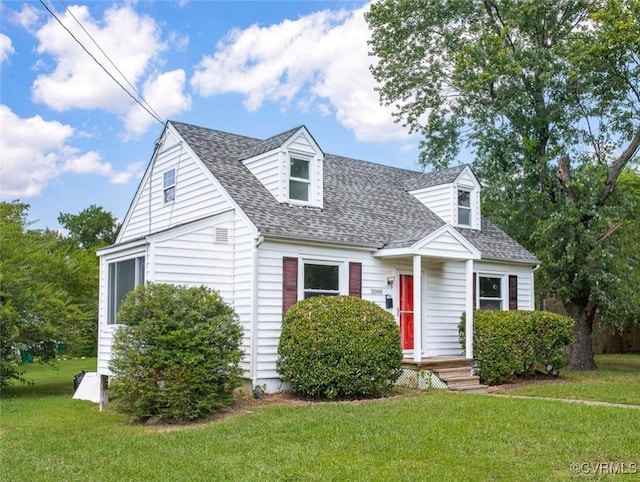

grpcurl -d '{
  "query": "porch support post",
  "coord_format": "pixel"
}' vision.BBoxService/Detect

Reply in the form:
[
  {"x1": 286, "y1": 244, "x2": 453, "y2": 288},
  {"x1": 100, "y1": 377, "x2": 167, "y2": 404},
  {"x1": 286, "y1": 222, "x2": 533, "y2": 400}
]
[
  {"x1": 465, "y1": 259, "x2": 474, "y2": 359},
  {"x1": 413, "y1": 255, "x2": 422, "y2": 362}
]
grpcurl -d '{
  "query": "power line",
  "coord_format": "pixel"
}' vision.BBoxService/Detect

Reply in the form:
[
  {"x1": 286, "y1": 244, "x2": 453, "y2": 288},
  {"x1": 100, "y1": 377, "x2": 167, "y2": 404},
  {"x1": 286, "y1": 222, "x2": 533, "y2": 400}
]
[
  {"x1": 38, "y1": 0, "x2": 164, "y2": 126},
  {"x1": 57, "y1": 0, "x2": 164, "y2": 123}
]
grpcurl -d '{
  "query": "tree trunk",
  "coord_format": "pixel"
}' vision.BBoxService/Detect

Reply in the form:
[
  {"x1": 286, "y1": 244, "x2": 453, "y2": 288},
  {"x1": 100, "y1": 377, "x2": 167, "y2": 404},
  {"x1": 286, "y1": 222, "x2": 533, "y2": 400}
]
[{"x1": 566, "y1": 302, "x2": 597, "y2": 370}]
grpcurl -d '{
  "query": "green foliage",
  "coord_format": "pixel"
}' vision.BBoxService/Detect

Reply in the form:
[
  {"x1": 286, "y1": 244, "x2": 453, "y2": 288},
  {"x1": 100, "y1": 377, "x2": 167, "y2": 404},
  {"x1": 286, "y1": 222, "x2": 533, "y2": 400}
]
[
  {"x1": 277, "y1": 296, "x2": 402, "y2": 399},
  {"x1": 460, "y1": 310, "x2": 574, "y2": 385},
  {"x1": 1, "y1": 201, "x2": 84, "y2": 387},
  {"x1": 58, "y1": 204, "x2": 120, "y2": 250},
  {"x1": 110, "y1": 284, "x2": 244, "y2": 423},
  {"x1": 367, "y1": 0, "x2": 640, "y2": 367}
]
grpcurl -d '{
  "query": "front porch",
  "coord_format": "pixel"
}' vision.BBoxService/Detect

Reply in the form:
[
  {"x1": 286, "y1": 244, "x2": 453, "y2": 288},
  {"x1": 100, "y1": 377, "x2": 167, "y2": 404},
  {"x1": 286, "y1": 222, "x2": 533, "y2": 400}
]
[{"x1": 397, "y1": 356, "x2": 488, "y2": 393}]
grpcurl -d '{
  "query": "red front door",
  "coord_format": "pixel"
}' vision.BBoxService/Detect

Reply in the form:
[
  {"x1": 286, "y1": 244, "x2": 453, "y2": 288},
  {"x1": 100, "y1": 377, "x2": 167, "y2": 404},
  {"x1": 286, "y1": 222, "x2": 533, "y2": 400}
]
[{"x1": 399, "y1": 274, "x2": 414, "y2": 349}]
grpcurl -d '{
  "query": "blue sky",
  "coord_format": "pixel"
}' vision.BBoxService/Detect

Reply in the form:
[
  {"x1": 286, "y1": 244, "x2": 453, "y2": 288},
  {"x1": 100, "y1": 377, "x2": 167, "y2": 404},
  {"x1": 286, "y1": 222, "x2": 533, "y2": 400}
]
[{"x1": 1, "y1": 0, "x2": 437, "y2": 231}]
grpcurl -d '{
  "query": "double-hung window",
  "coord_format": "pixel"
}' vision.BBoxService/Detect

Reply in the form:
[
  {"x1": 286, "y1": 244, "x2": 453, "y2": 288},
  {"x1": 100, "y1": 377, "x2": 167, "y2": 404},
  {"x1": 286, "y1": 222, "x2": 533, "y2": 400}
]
[
  {"x1": 458, "y1": 189, "x2": 471, "y2": 226},
  {"x1": 478, "y1": 276, "x2": 503, "y2": 310},
  {"x1": 108, "y1": 256, "x2": 145, "y2": 324},
  {"x1": 164, "y1": 169, "x2": 176, "y2": 203},
  {"x1": 303, "y1": 263, "x2": 340, "y2": 298},
  {"x1": 289, "y1": 158, "x2": 310, "y2": 202}
]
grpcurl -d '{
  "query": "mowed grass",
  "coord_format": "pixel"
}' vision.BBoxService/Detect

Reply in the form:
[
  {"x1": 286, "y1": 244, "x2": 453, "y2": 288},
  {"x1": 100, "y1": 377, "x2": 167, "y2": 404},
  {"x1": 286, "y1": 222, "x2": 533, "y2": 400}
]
[
  {"x1": 1, "y1": 358, "x2": 639, "y2": 481},
  {"x1": 494, "y1": 354, "x2": 640, "y2": 406}
]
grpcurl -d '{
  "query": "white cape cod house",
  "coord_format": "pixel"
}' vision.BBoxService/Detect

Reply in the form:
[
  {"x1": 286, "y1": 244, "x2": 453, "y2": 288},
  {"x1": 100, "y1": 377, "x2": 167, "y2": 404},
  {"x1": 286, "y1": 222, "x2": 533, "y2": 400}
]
[{"x1": 96, "y1": 121, "x2": 539, "y2": 399}]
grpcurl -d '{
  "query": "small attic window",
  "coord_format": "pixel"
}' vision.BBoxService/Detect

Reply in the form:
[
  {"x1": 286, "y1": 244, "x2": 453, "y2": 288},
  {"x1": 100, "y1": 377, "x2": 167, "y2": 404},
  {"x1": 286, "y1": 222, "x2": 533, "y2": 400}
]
[
  {"x1": 289, "y1": 158, "x2": 310, "y2": 202},
  {"x1": 458, "y1": 189, "x2": 471, "y2": 226},
  {"x1": 163, "y1": 169, "x2": 176, "y2": 203}
]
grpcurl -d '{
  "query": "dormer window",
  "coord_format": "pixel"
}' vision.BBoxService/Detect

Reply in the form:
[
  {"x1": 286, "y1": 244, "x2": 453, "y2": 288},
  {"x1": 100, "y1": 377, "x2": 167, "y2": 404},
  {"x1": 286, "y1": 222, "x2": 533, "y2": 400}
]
[
  {"x1": 289, "y1": 157, "x2": 310, "y2": 202},
  {"x1": 458, "y1": 189, "x2": 471, "y2": 226}
]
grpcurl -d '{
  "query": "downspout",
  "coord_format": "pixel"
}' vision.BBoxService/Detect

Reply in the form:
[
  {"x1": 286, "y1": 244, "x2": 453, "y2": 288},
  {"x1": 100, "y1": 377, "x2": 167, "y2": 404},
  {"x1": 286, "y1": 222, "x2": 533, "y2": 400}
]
[
  {"x1": 532, "y1": 264, "x2": 540, "y2": 310},
  {"x1": 250, "y1": 233, "x2": 264, "y2": 387}
]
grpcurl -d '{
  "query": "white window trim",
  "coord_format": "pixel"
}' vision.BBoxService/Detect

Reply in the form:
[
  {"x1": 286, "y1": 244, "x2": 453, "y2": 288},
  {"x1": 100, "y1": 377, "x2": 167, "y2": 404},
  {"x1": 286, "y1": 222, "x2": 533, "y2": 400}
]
[
  {"x1": 457, "y1": 188, "x2": 472, "y2": 227},
  {"x1": 107, "y1": 254, "x2": 146, "y2": 325},
  {"x1": 287, "y1": 153, "x2": 315, "y2": 206},
  {"x1": 476, "y1": 273, "x2": 507, "y2": 311},
  {"x1": 163, "y1": 168, "x2": 176, "y2": 204},
  {"x1": 298, "y1": 257, "x2": 346, "y2": 300}
]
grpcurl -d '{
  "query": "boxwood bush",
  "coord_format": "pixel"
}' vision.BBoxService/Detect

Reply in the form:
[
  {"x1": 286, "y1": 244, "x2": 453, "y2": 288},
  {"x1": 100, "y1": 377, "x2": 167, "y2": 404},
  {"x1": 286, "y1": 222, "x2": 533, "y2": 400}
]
[
  {"x1": 110, "y1": 284, "x2": 243, "y2": 423},
  {"x1": 459, "y1": 310, "x2": 574, "y2": 385},
  {"x1": 277, "y1": 296, "x2": 402, "y2": 399}
]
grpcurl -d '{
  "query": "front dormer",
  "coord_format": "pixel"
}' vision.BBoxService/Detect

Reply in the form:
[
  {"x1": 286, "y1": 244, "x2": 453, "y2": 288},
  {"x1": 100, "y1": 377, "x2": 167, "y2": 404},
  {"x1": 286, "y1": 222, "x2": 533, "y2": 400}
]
[
  {"x1": 406, "y1": 164, "x2": 481, "y2": 230},
  {"x1": 240, "y1": 126, "x2": 323, "y2": 209}
]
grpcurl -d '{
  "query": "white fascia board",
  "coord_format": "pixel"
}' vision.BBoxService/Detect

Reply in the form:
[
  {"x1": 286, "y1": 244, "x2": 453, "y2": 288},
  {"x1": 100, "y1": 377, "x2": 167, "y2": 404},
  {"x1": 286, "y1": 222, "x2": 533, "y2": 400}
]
[
  {"x1": 165, "y1": 122, "x2": 260, "y2": 240},
  {"x1": 146, "y1": 210, "x2": 235, "y2": 244},
  {"x1": 97, "y1": 238, "x2": 148, "y2": 258},
  {"x1": 115, "y1": 124, "x2": 170, "y2": 244},
  {"x1": 454, "y1": 165, "x2": 482, "y2": 189},
  {"x1": 374, "y1": 225, "x2": 481, "y2": 260},
  {"x1": 412, "y1": 224, "x2": 481, "y2": 259}
]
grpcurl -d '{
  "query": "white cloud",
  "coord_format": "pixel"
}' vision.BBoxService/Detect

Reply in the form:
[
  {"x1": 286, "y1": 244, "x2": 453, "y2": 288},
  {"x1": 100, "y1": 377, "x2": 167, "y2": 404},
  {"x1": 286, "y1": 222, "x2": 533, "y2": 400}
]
[
  {"x1": 191, "y1": 4, "x2": 410, "y2": 143},
  {"x1": 124, "y1": 69, "x2": 192, "y2": 139},
  {"x1": 11, "y1": 4, "x2": 41, "y2": 31},
  {"x1": 0, "y1": 34, "x2": 15, "y2": 62},
  {"x1": 0, "y1": 105, "x2": 143, "y2": 197},
  {"x1": 32, "y1": 4, "x2": 164, "y2": 113},
  {"x1": 28, "y1": 4, "x2": 189, "y2": 138}
]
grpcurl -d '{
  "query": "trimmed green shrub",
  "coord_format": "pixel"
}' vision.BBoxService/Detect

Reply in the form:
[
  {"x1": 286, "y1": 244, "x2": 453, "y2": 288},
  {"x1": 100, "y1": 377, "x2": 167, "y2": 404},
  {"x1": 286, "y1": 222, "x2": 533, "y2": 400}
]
[
  {"x1": 277, "y1": 296, "x2": 403, "y2": 399},
  {"x1": 110, "y1": 284, "x2": 243, "y2": 423},
  {"x1": 460, "y1": 310, "x2": 574, "y2": 385}
]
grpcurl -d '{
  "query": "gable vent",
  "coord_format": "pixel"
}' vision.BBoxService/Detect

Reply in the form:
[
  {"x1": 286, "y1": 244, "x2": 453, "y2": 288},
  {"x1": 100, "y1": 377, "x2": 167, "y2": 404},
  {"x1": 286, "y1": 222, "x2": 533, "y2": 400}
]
[{"x1": 214, "y1": 227, "x2": 229, "y2": 244}]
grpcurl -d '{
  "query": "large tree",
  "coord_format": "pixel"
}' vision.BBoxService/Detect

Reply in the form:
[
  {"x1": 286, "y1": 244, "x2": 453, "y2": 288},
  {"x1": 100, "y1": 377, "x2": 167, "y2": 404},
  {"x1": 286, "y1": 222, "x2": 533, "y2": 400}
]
[
  {"x1": 58, "y1": 204, "x2": 120, "y2": 250},
  {"x1": 0, "y1": 202, "x2": 83, "y2": 385},
  {"x1": 367, "y1": 0, "x2": 640, "y2": 369}
]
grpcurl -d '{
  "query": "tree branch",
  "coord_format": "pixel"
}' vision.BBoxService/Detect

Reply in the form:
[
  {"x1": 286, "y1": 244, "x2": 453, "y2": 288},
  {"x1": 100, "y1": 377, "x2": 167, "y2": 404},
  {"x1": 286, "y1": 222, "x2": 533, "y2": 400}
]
[
  {"x1": 596, "y1": 221, "x2": 624, "y2": 243},
  {"x1": 556, "y1": 155, "x2": 579, "y2": 203},
  {"x1": 597, "y1": 126, "x2": 640, "y2": 209}
]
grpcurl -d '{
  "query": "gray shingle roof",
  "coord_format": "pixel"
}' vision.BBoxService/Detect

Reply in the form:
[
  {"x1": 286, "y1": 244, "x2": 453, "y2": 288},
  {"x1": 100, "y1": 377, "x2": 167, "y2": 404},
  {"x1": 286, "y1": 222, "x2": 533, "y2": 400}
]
[
  {"x1": 171, "y1": 121, "x2": 538, "y2": 264},
  {"x1": 238, "y1": 126, "x2": 303, "y2": 160},
  {"x1": 402, "y1": 164, "x2": 468, "y2": 191}
]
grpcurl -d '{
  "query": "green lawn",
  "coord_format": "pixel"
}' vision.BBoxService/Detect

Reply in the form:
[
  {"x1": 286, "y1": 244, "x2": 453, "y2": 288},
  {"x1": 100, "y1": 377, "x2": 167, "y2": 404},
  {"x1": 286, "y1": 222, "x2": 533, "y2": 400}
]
[
  {"x1": 1, "y1": 358, "x2": 639, "y2": 481},
  {"x1": 493, "y1": 354, "x2": 640, "y2": 406}
]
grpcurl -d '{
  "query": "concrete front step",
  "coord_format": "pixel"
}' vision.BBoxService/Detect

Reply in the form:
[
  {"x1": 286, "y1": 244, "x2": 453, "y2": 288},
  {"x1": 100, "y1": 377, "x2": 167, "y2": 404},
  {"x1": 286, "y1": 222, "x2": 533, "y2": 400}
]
[
  {"x1": 440, "y1": 375, "x2": 481, "y2": 389},
  {"x1": 432, "y1": 366, "x2": 473, "y2": 378}
]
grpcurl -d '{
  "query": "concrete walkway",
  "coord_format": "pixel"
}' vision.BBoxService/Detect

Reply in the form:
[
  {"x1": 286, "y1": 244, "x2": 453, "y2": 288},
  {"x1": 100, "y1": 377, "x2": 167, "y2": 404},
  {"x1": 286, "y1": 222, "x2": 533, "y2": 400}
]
[{"x1": 489, "y1": 393, "x2": 640, "y2": 410}]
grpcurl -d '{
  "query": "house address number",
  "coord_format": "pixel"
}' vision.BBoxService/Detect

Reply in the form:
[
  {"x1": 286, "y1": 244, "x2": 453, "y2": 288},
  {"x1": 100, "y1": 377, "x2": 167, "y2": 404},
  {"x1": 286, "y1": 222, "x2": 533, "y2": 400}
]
[{"x1": 370, "y1": 289, "x2": 384, "y2": 295}]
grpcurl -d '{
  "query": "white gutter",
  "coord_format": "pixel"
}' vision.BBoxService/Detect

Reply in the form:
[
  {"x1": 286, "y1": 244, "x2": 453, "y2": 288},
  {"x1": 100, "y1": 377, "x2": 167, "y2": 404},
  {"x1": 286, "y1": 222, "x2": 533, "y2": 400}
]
[{"x1": 250, "y1": 233, "x2": 264, "y2": 387}]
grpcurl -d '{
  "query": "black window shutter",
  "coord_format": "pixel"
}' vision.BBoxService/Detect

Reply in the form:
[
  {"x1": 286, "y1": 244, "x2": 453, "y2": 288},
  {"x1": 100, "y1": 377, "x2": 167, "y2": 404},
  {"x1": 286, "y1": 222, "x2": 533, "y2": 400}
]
[
  {"x1": 282, "y1": 257, "x2": 298, "y2": 316},
  {"x1": 508, "y1": 275, "x2": 518, "y2": 310},
  {"x1": 349, "y1": 262, "x2": 362, "y2": 298}
]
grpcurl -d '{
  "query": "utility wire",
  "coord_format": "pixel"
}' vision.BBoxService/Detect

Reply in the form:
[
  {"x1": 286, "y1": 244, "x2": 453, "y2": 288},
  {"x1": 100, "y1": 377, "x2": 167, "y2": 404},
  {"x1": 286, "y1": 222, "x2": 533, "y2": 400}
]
[
  {"x1": 57, "y1": 0, "x2": 164, "y2": 123},
  {"x1": 38, "y1": 0, "x2": 164, "y2": 126}
]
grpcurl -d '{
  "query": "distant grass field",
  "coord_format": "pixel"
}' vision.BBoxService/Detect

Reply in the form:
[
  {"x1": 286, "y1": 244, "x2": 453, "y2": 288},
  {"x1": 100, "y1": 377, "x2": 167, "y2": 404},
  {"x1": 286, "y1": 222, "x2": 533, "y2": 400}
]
[
  {"x1": 1, "y1": 356, "x2": 639, "y2": 481},
  {"x1": 494, "y1": 354, "x2": 640, "y2": 406}
]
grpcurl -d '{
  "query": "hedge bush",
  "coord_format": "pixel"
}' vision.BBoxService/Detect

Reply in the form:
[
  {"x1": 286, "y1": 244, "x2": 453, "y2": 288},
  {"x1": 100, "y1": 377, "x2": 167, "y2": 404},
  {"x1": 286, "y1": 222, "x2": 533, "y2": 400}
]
[
  {"x1": 277, "y1": 296, "x2": 403, "y2": 399},
  {"x1": 110, "y1": 284, "x2": 243, "y2": 423},
  {"x1": 459, "y1": 310, "x2": 574, "y2": 385}
]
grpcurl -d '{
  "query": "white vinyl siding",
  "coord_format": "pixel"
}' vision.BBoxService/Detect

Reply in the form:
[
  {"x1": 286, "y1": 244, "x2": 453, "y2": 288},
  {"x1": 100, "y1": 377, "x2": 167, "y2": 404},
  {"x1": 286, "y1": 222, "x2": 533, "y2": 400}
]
[
  {"x1": 409, "y1": 184, "x2": 453, "y2": 223},
  {"x1": 423, "y1": 260, "x2": 467, "y2": 356},
  {"x1": 474, "y1": 261, "x2": 535, "y2": 311},
  {"x1": 254, "y1": 240, "x2": 396, "y2": 389},
  {"x1": 241, "y1": 128, "x2": 324, "y2": 208},
  {"x1": 241, "y1": 150, "x2": 282, "y2": 201},
  {"x1": 119, "y1": 127, "x2": 235, "y2": 243}
]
